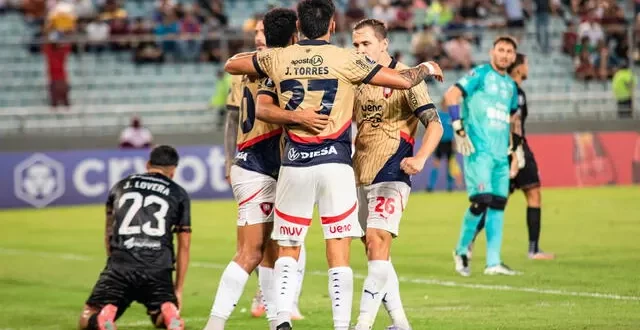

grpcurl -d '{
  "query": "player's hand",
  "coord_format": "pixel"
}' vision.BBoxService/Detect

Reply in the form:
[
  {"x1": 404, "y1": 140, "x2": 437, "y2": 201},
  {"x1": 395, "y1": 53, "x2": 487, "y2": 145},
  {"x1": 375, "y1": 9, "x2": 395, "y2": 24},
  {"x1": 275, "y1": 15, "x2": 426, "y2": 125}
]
[
  {"x1": 452, "y1": 120, "x2": 475, "y2": 156},
  {"x1": 515, "y1": 145, "x2": 526, "y2": 169},
  {"x1": 400, "y1": 156, "x2": 426, "y2": 175},
  {"x1": 296, "y1": 106, "x2": 330, "y2": 134},
  {"x1": 419, "y1": 61, "x2": 444, "y2": 82},
  {"x1": 510, "y1": 153, "x2": 519, "y2": 178}
]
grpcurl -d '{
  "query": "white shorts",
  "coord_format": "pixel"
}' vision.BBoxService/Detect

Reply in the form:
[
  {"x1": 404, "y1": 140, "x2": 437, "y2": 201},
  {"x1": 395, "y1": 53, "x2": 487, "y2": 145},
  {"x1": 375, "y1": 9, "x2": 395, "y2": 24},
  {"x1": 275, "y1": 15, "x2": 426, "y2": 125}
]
[
  {"x1": 230, "y1": 165, "x2": 277, "y2": 226},
  {"x1": 357, "y1": 181, "x2": 411, "y2": 237},
  {"x1": 272, "y1": 163, "x2": 363, "y2": 244}
]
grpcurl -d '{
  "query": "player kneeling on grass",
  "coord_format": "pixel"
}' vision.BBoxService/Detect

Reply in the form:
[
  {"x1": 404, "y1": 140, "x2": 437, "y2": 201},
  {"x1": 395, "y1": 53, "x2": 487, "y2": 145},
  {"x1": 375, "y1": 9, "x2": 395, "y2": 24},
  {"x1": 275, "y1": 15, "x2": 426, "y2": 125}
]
[
  {"x1": 78, "y1": 145, "x2": 191, "y2": 330},
  {"x1": 351, "y1": 19, "x2": 443, "y2": 330}
]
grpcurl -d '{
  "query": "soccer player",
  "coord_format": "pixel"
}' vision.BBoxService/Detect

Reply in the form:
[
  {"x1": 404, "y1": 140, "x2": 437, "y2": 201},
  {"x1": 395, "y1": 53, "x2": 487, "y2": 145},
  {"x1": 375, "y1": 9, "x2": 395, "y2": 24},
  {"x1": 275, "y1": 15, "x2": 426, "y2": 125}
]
[
  {"x1": 78, "y1": 145, "x2": 190, "y2": 330},
  {"x1": 206, "y1": 9, "x2": 325, "y2": 330},
  {"x1": 427, "y1": 108, "x2": 456, "y2": 192},
  {"x1": 226, "y1": 1, "x2": 442, "y2": 328},
  {"x1": 446, "y1": 36, "x2": 520, "y2": 276},
  {"x1": 350, "y1": 19, "x2": 443, "y2": 330},
  {"x1": 471, "y1": 53, "x2": 554, "y2": 260}
]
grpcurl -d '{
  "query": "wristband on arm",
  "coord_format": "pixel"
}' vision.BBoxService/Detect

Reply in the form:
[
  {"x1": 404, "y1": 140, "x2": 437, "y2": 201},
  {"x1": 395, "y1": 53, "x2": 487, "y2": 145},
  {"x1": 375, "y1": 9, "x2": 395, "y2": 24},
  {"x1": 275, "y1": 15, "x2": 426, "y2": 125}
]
[{"x1": 448, "y1": 104, "x2": 461, "y2": 121}]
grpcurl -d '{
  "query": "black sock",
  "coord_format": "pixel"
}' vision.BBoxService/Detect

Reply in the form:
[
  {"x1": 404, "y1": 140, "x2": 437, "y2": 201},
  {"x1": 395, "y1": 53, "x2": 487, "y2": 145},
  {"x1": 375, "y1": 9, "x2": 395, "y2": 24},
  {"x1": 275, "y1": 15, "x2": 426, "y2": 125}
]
[
  {"x1": 472, "y1": 211, "x2": 487, "y2": 244},
  {"x1": 87, "y1": 313, "x2": 99, "y2": 330},
  {"x1": 527, "y1": 207, "x2": 541, "y2": 253}
]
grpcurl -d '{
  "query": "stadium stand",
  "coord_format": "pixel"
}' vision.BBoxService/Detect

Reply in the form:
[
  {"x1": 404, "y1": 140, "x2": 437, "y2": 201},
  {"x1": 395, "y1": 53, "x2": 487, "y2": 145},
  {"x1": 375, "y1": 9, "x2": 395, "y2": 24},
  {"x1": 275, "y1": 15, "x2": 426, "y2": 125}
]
[{"x1": 0, "y1": 0, "x2": 637, "y2": 136}]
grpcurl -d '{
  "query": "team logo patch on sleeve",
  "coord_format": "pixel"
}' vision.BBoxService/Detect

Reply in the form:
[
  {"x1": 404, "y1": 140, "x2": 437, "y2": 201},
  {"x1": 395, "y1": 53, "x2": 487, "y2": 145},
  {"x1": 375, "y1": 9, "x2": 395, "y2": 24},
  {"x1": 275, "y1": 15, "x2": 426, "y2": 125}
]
[
  {"x1": 383, "y1": 87, "x2": 393, "y2": 98},
  {"x1": 265, "y1": 78, "x2": 275, "y2": 88},
  {"x1": 365, "y1": 55, "x2": 376, "y2": 65}
]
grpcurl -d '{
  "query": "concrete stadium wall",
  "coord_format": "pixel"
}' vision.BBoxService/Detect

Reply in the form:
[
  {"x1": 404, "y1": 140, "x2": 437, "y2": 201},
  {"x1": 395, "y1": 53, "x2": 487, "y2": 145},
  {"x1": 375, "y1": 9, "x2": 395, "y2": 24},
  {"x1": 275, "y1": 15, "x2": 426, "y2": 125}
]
[{"x1": 1, "y1": 119, "x2": 639, "y2": 152}]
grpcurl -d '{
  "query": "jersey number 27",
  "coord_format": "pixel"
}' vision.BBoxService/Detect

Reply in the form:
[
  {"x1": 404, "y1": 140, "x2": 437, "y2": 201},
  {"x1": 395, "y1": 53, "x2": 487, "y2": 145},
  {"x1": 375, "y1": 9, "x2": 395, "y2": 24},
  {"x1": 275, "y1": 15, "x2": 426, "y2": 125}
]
[
  {"x1": 280, "y1": 79, "x2": 337, "y2": 115},
  {"x1": 118, "y1": 192, "x2": 168, "y2": 237}
]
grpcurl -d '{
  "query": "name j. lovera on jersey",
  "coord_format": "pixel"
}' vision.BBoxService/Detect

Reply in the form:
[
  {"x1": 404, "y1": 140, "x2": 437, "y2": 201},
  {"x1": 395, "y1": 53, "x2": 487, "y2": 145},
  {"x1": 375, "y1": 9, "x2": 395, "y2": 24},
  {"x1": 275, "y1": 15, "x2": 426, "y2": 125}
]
[{"x1": 106, "y1": 172, "x2": 191, "y2": 270}]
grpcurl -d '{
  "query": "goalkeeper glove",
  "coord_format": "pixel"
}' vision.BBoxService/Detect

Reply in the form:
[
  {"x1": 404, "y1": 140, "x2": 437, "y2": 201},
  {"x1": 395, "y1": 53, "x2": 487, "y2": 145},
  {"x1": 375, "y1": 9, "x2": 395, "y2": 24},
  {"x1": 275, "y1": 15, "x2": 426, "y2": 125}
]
[{"x1": 452, "y1": 119, "x2": 475, "y2": 156}]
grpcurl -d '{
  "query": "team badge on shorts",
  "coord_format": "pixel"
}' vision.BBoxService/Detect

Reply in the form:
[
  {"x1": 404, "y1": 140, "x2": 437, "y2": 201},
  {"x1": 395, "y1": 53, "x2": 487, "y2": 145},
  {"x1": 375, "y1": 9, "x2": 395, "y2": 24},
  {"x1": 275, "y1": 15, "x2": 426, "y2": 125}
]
[
  {"x1": 478, "y1": 183, "x2": 485, "y2": 192},
  {"x1": 260, "y1": 202, "x2": 274, "y2": 216}
]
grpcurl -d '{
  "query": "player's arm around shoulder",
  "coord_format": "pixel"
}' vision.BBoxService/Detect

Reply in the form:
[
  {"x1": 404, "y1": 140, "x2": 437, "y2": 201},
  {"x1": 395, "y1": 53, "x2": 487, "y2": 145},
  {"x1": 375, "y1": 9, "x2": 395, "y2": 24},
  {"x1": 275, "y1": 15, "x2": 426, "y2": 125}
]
[
  {"x1": 225, "y1": 48, "x2": 279, "y2": 76},
  {"x1": 400, "y1": 82, "x2": 443, "y2": 175},
  {"x1": 255, "y1": 77, "x2": 329, "y2": 134},
  {"x1": 368, "y1": 60, "x2": 445, "y2": 89}
]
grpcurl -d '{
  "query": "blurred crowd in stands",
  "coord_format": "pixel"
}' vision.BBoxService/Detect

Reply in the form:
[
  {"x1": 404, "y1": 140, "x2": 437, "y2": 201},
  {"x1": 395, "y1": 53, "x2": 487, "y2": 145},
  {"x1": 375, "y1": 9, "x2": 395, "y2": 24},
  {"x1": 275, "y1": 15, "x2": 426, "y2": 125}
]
[{"x1": 0, "y1": 0, "x2": 636, "y2": 79}]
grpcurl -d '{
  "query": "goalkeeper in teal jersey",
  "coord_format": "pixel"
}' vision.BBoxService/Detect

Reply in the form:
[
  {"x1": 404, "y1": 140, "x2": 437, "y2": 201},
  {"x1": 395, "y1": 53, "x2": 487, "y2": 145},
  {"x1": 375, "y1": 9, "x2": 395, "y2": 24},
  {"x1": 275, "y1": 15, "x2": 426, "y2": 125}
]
[{"x1": 444, "y1": 36, "x2": 521, "y2": 276}]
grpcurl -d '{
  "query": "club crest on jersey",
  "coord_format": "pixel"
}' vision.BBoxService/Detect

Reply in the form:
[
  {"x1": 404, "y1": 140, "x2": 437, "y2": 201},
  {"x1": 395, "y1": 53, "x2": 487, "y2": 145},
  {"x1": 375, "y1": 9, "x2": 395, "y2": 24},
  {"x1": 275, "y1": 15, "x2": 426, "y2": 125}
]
[
  {"x1": 260, "y1": 202, "x2": 274, "y2": 216},
  {"x1": 364, "y1": 55, "x2": 376, "y2": 65},
  {"x1": 383, "y1": 87, "x2": 393, "y2": 98}
]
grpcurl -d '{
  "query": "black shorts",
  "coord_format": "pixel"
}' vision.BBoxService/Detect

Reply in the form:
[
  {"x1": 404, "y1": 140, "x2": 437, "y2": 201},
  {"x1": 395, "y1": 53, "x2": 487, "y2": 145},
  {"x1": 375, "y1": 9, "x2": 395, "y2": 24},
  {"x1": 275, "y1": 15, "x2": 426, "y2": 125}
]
[
  {"x1": 510, "y1": 141, "x2": 541, "y2": 193},
  {"x1": 85, "y1": 264, "x2": 177, "y2": 321},
  {"x1": 434, "y1": 141, "x2": 453, "y2": 160}
]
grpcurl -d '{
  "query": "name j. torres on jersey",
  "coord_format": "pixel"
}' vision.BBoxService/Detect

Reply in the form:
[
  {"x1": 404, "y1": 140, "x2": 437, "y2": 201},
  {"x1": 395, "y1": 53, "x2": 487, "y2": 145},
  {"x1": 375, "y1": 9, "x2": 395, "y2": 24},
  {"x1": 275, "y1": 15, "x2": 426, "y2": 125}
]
[
  {"x1": 231, "y1": 75, "x2": 283, "y2": 178},
  {"x1": 252, "y1": 39, "x2": 383, "y2": 167}
]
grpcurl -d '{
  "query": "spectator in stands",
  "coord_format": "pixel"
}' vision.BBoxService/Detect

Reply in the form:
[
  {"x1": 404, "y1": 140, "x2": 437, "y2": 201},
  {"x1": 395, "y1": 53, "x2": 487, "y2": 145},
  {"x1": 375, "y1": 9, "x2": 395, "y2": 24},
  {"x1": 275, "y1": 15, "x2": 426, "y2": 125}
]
[
  {"x1": 594, "y1": 40, "x2": 621, "y2": 80},
  {"x1": 203, "y1": 0, "x2": 228, "y2": 29},
  {"x1": 392, "y1": 1, "x2": 414, "y2": 31},
  {"x1": 99, "y1": 0, "x2": 127, "y2": 21},
  {"x1": 180, "y1": 9, "x2": 201, "y2": 61},
  {"x1": 74, "y1": 0, "x2": 96, "y2": 20},
  {"x1": 600, "y1": 4, "x2": 626, "y2": 46},
  {"x1": 372, "y1": 0, "x2": 397, "y2": 25},
  {"x1": 155, "y1": 10, "x2": 180, "y2": 61},
  {"x1": 425, "y1": 0, "x2": 454, "y2": 27},
  {"x1": 119, "y1": 116, "x2": 153, "y2": 149},
  {"x1": 575, "y1": 48, "x2": 596, "y2": 80},
  {"x1": 132, "y1": 18, "x2": 164, "y2": 64},
  {"x1": 411, "y1": 24, "x2": 439, "y2": 62},
  {"x1": 612, "y1": 61, "x2": 636, "y2": 118},
  {"x1": 85, "y1": 16, "x2": 109, "y2": 54},
  {"x1": 534, "y1": 0, "x2": 553, "y2": 53},
  {"x1": 578, "y1": 10, "x2": 604, "y2": 47},
  {"x1": 499, "y1": 0, "x2": 526, "y2": 41},
  {"x1": 344, "y1": 0, "x2": 366, "y2": 29},
  {"x1": 443, "y1": 33, "x2": 474, "y2": 70},
  {"x1": 563, "y1": 21, "x2": 578, "y2": 56},
  {"x1": 45, "y1": 1, "x2": 76, "y2": 34},
  {"x1": 22, "y1": 0, "x2": 47, "y2": 26},
  {"x1": 154, "y1": 0, "x2": 175, "y2": 23},
  {"x1": 43, "y1": 32, "x2": 71, "y2": 109},
  {"x1": 210, "y1": 70, "x2": 231, "y2": 130},
  {"x1": 109, "y1": 16, "x2": 129, "y2": 51}
]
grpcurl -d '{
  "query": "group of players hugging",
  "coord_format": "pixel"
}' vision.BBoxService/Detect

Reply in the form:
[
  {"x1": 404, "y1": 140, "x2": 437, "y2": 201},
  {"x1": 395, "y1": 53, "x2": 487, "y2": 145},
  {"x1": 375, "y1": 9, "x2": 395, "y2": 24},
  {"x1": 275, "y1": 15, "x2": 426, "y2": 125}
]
[{"x1": 76, "y1": 1, "x2": 553, "y2": 330}]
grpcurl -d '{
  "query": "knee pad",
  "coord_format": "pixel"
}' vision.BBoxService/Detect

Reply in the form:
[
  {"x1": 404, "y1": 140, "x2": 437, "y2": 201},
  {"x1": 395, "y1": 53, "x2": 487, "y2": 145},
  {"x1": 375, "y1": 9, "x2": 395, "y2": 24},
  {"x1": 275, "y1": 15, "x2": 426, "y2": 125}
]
[
  {"x1": 469, "y1": 194, "x2": 492, "y2": 215},
  {"x1": 489, "y1": 195, "x2": 508, "y2": 210},
  {"x1": 469, "y1": 202, "x2": 488, "y2": 216}
]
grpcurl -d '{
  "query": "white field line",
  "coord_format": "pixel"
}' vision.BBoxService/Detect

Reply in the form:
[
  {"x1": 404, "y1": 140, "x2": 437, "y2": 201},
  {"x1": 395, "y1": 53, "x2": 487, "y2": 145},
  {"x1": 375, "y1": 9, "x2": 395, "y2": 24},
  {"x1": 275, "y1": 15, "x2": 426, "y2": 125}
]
[{"x1": 2, "y1": 248, "x2": 640, "y2": 302}]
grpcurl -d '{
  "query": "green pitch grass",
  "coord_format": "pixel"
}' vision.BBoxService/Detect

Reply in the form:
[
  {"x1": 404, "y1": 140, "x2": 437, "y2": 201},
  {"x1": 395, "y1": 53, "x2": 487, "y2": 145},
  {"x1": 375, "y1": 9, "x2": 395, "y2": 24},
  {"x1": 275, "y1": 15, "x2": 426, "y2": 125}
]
[{"x1": 1, "y1": 186, "x2": 639, "y2": 330}]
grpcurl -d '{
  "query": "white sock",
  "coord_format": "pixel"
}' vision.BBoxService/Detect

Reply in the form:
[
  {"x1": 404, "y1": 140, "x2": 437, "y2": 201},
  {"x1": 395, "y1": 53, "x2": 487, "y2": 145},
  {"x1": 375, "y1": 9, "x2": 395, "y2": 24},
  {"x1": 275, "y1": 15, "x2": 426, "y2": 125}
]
[
  {"x1": 258, "y1": 266, "x2": 277, "y2": 322},
  {"x1": 356, "y1": 260, "x2": 391, "y2": 329},
  {"x1": 269, "y1": 320, "x2": 278, "y2": 330},
  {"x1": 275, "y1": 256, "x2": 298, "y2": 326},
  {"x1": 328, "y1": 266, "x2": 354, "y2": 330},
  {"x1": 293, "y1": 244, "x2": 306, "y2": 310},
  {"x1": 382, "y1": 261, "x2": 410, "y2": 329},
  {"x1": 206, "y1": 261, "x2": 250, "y2": 329}
]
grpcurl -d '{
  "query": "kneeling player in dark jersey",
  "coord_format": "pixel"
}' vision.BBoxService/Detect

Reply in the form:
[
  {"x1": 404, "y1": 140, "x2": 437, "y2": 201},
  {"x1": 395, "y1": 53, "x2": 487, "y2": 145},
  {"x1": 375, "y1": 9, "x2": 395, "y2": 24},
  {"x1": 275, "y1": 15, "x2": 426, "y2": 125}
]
[
  {"x1": 471, "y1": 54, "x2": 554, "y2": 260},
  {"x1": 78, "y1": 145, "x2": 191, "y2": 330}
]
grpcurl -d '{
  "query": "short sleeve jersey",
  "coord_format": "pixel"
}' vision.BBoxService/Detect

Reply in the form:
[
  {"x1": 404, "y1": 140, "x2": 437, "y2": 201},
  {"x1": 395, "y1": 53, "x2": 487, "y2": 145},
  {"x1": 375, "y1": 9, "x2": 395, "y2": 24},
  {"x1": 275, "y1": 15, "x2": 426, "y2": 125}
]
[
  {"x1": 106, "y1": 172, "x2": 191, "y2": 270},
  {"x1": 353, "y1": 59, "x2": 435, "y2": 186}
]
